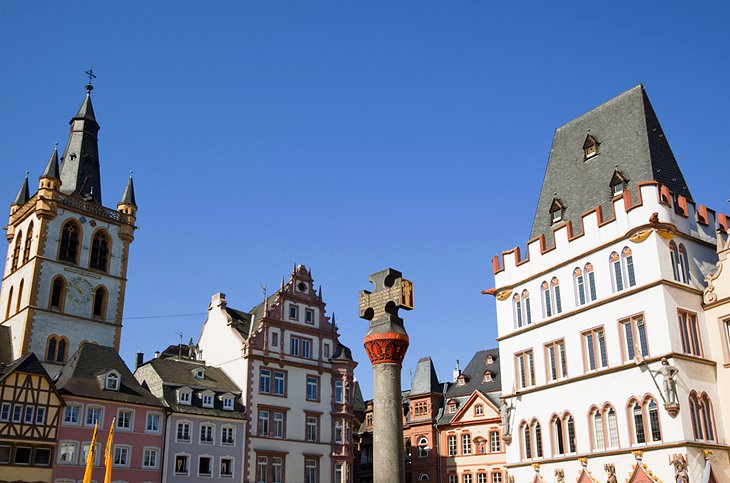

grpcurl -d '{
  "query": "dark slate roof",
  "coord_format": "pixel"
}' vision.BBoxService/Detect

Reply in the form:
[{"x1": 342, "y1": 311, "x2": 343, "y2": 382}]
[
  {"x1": 409, "y1": 357, "x2": 441, "y2": 396},
  {"x1": 55, "y1": 344, "x2": 163, "y2": 407},
  {"x1": 144, "y1": 358, "x2": 245, "y2": 419},
  {"x1": 0, "y1": 353, "x2": 51, "y2": 384},
  {"x1": 332, "y1": 342, "x2": 355, "y2": 363},
  {"x1": 41, "y1": 145, "x2": 60, "y2": 179},
  {"x1": 352, "y1": 380, "x2": 366, "y2": 412},
  {"x1": 11, "y1": 176, "x2": 30, "y2": 206},
  {"x1": 59, "y1": 88, "x2": 102, "y2": 204},
  {"x1": 226, "y1": 307, "x2": 254, "y2": 339},
  {"x1": 119, "y1": 176, "x2": 136, "y2": 206},
  {"x1": 530, "y1": 85, "x2": 692, "y2": 246}
]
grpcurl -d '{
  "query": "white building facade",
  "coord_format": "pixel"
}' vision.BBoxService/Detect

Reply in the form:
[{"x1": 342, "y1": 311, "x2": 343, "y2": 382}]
[
  {"x1": 198, "y1": 264, "x2": 357, "y2": 483},
  {"x1": 491, "y1": 86, "x2": 727, "y2": 482}
]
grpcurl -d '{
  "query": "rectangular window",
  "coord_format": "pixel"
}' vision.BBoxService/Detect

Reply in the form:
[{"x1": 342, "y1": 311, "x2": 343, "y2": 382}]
[
  {"x1": 588, "y1": 270, "x2": 597, "y2": 301},
  {"x1": 222, "y1": 426, "x2": 235, "y2": 445},
  {"x1": 272, "y1": 457, "x2": 283, "y2": 483},
  {"x1": 464, "y1": 474, "x2": 473, "y2": 483},
  {"x1": 0, "y1": 445, "x2": 10, "y2": 464},
  {"x1": 447, "y1": 434, "x2": 456, "y2": 456},
  {"x1": 14, "y1": 446, "x2": 31, "y2": 465},
  {"x1": 146, "y1": 412, "x2": 161, "y2": 432},
  {"x1": 306, "y1": 416, "x2": 318, "y2": 442},
  {"x1": 34, "y1": 447, "x2": 50, "y2": 466},
  {"x1": 335, "y1": 380, "x2": 344, "y2": 403},
  {"x1": 290, "y1": 336, "x2": 300, "y2": 356},
  {"x1": 117, "y1": 409, "x2": 133, "y2": 429},
  {"x1": 175, "y1": 454, "x2": 189, "y2": 475},
  {"x1": 335, "y1": 420, "x2": 344, "y2": 443},
  {"x1": 301, "y1": 338, "x2": 312, "y2": 358},
  {"x1": 613, "y1": 260, "x2": 624, "y2": 291},
  {"x1": 259, "y1": 368, "x2": 271, "y2": 393},
  {"x1": 271, "y1": 331, "x2": 279, "y2": 348},
  {"x1": 12, "y1": 405, "x2": 22, "y2": 423},
  {"x1": 621, "y1": 315, "x2": 649, "y2": 362},
  {"x1": 545, "y1": 339, "x2": 567, "y2": 381},
  {"x1": 305, "y1": 459, "x2": 318, "y2": 483},
  {"x1": 258, "y1": 410, "x2": 269, "y2": 436},
  {"x1": 478, "y1": 474, "x2": 487, "y2": 483},
  {"x1": 306, "y1": 376, "x2": 319, "y2": 401},
  {"x1": 323, "y1": 343, "x2": 330, "y2": 358},
  {"x1": 35, "y1": 407, "x2": 46, "y2": 424},
  {"x1": 58, "y1": 441, "x2": 77, "y2": 464},
  {"x1": 86, "y1": 406, "x2": 102, "y2": 426},
  {"x1": 273, "y1": 371, "x2": 286, "y2": 396},
  {"x1": 23, "y1": 406, "x2": 34, "y2": 424},
  {"x1": 177, "y1": 421, "x2": 191, "y2": 442},
  {"x1": 462, "y1": 433, "x2": 472, "y2": 455},
  {"x1": 257, "y1": 456, "x2": 268, "y2": 482},
  {"x1": 143, "y1": 447, "x2": 159, "y2": 468},
  {"x1": 113, "y1": 446, "x2": 130, "y2": 467},
  {"x1": 199, "y1": 456, "x2": 212, "y2": 477},
  {"x1": 490, "y1": 431, "x2": 500, "y2": 452},
  {"x1": 449, "y1": 476, "x2": 457, "y2": 483},
  {"x1": 492, "y1": 473, "x2": 503, "y2": 483},
  {"x1": 583, "y1": 327, "x2": 608, "y2": 371},
  {"x1": 0, "y1": 403, "x2": 10, "y2": 421},
  {"x1": 305, "y1": 308, "x2": 314, "y2": 324},
  {"x1": 515, "y1": 350, "x2": 535, "y2": 389},
  {"x1": 273, "y1": 412, "x2": 285, "y2": 438},
  {"x1": 64, "y1": 404, "x2": 80, "y2": 424},
  {"x1": 200, "y1": 423, "x2": 214, "y2": 444},
  {"x1": 576, "y1": 274, "x2": 586, "y2": 305},
  {"x1": 289, "y1": 305, "x2": 298, "y2": 320},
  {"x1": 220, "y1": 457, "x2": 234, "y2": 478},
  {"x1": 678, "y1": 310, "x2": 702, "y2": 356}
]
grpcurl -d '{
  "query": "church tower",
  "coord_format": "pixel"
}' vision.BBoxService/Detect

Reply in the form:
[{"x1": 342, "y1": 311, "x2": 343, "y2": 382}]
[{"x1": 0, "y1": 81, "x2": 138, "y2": 374}]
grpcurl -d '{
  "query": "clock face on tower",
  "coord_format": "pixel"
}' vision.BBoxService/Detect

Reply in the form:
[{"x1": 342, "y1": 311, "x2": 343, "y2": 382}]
[{"x1": 67, "y1": 277, "x2": 93, "y2": 305}]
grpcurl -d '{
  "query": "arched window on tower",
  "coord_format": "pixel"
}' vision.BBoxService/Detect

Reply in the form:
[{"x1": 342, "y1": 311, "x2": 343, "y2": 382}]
[
  {"x1": 590, "y1": 407, "x2": 605, "y2": 450},
  {"x1": 565, "y1": 414, "x2": 576, "y2": 453},
  {"x1": 622, "y1": 247, "x2": 636, "y2": 288},
  {"x1": 50, "y1": 277, "x2": 66, "y2": 311},
  {"x1": 671, "y1": 242, "x2": 691, "y2": 284},
  {"x1": 11, "y1": 231, "x2": 22, "y2": 271},
  {"x1": 59, "y1": 221, "x2": 81, "y2": 264},
  {"x1": 15, "y1": 279, "x2": 23, "y2": 314},
  {"x1": 520, "y1": 422, "x2": 531, "y2": 460},
  {"x1": 531, "y1": 420, "x2": 543, "y2": 458},
  {"x1": 584, "y1": 263, "x2": 597, "y2": 302},
  {"x1": 5, "y1": 286, "x2": 13, "y2": 320},
  {"x1": 92, "y1": 286, "x2": 107, "y2": 319},
  {"x1": 90, "y1": 231, "x2": 110, "y2": 272},
  {"x1": 551, "y1": 415, "x2": 564, "y2": 456},
  {"x1": 23, "y1": 222, "x2": 33, "y2": 264},
  {"x1": 45, "y1": 335, "x2": 68, "y2": 363},
  {"x1": 690, "y1": 391, "x2": 716, "y2": 442}
]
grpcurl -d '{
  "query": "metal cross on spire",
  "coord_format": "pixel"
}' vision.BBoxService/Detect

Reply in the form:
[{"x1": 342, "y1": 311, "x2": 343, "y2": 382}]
[{"x1": 85, "y1": 67, "x2": 96, "y2": 92}]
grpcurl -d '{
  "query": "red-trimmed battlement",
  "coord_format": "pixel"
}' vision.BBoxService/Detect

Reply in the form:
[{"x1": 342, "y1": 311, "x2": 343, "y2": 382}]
[{"x1": 492, "y1": 182, "x2": 726, "y2": 276}]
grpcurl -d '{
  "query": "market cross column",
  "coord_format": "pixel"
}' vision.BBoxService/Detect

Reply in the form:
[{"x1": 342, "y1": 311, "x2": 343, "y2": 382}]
[{"x1": 359, "y1": 268, "x2": 414, "y2": 483}]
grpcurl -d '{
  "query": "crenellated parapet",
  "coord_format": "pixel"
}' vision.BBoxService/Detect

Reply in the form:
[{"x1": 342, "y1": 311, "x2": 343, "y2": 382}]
[{"x1": 492, "y1": 182, "x2": 725, "y2": 286}]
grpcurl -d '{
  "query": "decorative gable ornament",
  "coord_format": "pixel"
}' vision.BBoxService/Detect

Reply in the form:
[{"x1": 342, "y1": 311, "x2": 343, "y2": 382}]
[
  {"x1": 583, "y1": 133, "x2": 600, "y2": 159},
  {"x1": 626, "y1": 463, "x2": 656, "y2": 483}
]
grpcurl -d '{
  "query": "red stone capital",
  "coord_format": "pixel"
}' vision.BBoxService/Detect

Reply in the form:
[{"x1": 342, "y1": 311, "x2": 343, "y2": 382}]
[{"x1": 363, "y1": 332, "x2": 409, "y2": 365}]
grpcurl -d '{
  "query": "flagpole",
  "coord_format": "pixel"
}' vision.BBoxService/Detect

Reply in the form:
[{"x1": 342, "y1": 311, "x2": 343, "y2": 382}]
[
  {"x1": 104, "y1": 417, "x2": 116, "y2": 483},
  {"x1": 82, "y1": 421, "x2": 98, "y2": 483}
]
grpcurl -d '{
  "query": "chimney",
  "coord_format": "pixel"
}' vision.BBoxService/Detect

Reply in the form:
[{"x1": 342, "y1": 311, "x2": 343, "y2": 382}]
[
  {"x1": 135, "y1": 352, "x2": 144, "y2": 369},
  {"x1": 154, "y1": 351, "x2": 160, "y2": 359}
]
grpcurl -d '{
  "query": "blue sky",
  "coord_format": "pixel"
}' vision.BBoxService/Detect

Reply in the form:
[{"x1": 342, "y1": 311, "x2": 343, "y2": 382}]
[{"x1": 1, "y1": 2, "x2": 728, "y2": 398}]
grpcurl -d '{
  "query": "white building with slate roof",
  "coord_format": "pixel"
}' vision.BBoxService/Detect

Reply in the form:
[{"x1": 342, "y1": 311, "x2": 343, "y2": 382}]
[
  {"x1": 197, "y1": 264, "x2": 358, "y2": 483},
  {"x1": 490, "y1": 85, "x2": 727, "y2": 482}
]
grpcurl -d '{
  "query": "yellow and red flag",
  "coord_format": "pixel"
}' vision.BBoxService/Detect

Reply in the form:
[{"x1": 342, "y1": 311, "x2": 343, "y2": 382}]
[
  {"x1": 82, "y1": 421, "x2": 98, "y2": 483},
  {"x1": 104, "y1": 418, "x2": 116, "y2": 483}
]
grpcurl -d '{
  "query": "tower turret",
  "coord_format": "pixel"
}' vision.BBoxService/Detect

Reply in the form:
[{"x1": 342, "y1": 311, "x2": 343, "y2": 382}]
[
  {"x1": 59, "y1": 83, "x2": 102, "y2": 204},
  {"x1": 117, "y1": 175, "x2": 137, "y2": 242},
  {"x1": 10, "y1": 176, "x2": 29, "y2": 214}
]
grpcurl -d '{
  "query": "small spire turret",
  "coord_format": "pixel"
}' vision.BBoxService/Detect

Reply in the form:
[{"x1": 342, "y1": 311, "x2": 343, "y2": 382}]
[
  {"x1": 11, "y1": 175, "x2": 30, "y2": 207},
  {"x1": 119, "y1": 174, "x2": 136, "y2": 207},
  {"x1": 39, "y1": 144, "x2": 61, "y2": 191}
]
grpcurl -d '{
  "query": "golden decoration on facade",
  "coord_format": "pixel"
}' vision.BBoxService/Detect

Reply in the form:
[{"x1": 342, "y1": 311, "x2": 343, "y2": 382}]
[
  {"x1": 629, "y1": 229, "x2": 652, "y2": 243},
  {"x1": 496, "y1": 290, "x2": 512, "y2": 301}
]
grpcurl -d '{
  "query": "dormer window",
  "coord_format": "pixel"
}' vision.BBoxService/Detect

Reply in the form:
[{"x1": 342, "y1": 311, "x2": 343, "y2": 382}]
[
  {"x1": 201, "y1": 392, "x2": 214, "y2": 408},
  {"x1": 583, "y1": 134, "x2": 599, "y2": 159},
  {"x1": 222, "y1": 396, "x2": 234, "y2": 411},
  {"x1": 178, "y1": 388, "x2": 192, "y2": 405},
  {"x1": 486, "y1": 355, "x2": 494, "y2": 364},
  {"x1": 484, "y1": 371, "x2": 492, "y2": 382},
  {"x1": 447, "y1": 401, "x2": 457, "y2": 414},
  {"x1": 457, "y1": 375, "x2": 468, "y2": 386},
  {"x1": 193, "y1": 368, "x2": 205, "y2": 380},
  {"x1": 105, "y1": 372, "x2": 120, "y2": 391},
  {"x1": 609, "y1": 169, "x2": 628, "y2": 197},
  {"x1": 549, "y1": 198, "x2": 566, "y2": 225}
]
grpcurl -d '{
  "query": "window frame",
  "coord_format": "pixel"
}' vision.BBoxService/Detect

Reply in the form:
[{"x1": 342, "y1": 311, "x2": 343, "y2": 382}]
[
  {"x1": 515, "y1": 349, "x2": 535, "y2": 389},
  {"x1": 678, "y1": 309, "x2": 703, "y2": 357},
  {"x1": 544, "y1": 338, "x2": 567, "y2": 382},
  {"x1": 619, "y1": 314, "x2": 649, "y2": 362},
  {"x1": 582, "y1": 326, "x2": 608, "y2": 372}
]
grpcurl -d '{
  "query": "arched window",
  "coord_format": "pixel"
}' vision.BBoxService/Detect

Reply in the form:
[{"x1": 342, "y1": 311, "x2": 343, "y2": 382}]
[
  {"x1": 605, "y1": 406, "x2": 619, "y2": 448},
  {"x1": 622, "y1": 247, "x2": 636, "y2": 287},
  {"x1": 679, "y1": 245, "x2": 691, "y2": 283},
  {"x1": 59, "y1": 221, "x2": 80, "y2": 264},
  {"x1": 551, "y1": 278, "x2": 562, "y2": 314},
  {"x1": 591, "y1": 408, "x2": 604, "y2": 450},
  {"x1": 45, "y1": 335, "x2": 68, "y2": 363},
  {"x1": 90, "y1": 231, "x2": 110, "y2": 272},
  {"x1": 513, "y1": 290, "x2": 532, "y2": 328},
  {"x1": 610, "y1": 252, "x2": 623, "y2": 291},
  {"x1": 419, "y1": 473, "x2": 430, "y2": 482},
  {"x1": 461, "y1": 432, "x2": 471, "y2": 455},
  {"x1": 646, "y1": 398, "x2": 661, "y2": 442},
  {"x1": 521, "y1": 422, "x2": 531, "y2": 459},
  {"x1": 573, "y1": 268, "x2": 586, "y2": 306},
  {"x1": 23, "y1": 222, "x2": 33, "y2": 263},
  {"x1": 669, "y1": 241, "x2": 680, "y2": 281},
  {"x1": 584, "y1": 263, "x2": 597, "y2": 302},
  {"x1": 565, "y1": 414, "x2": 576, "y2": 453},
  {"x1": 542, "y1": 279, "x2": 562, "y2": 317},
  {"x1": 15, "y1": 279, "x2": 23, "y2": 314},
  {"x1": 105, "y1": 372, "x2": 119, "y2": 391},
  {"x1": 5, "y1": 286, "x2": 13, "y2": 320},
  {"x1": 630, "y1": 399, "x2": 646, "y2": 444},
  {"x1": 691, "y1": 392, "x2": 716, "y2": 442},
  {"x1": 551, "y1": 415, "x2": 564, "y2": 456},
  {"x1": 92, "y1": 286, "x2": 107, "y2": 318},
  {"x1": 671, "y1": 243, "x2": 691, "y2": 283},
  {"x1": 541, "y1": 282, "x2": 552, "y2": 318},
  {"x1": 513, "y1": 293, "x2": 523, "y2": 328},
  {"x1": 11, "y1": 231, "x2": 22, "y2": 270},
  {"x1": 50, "y1": 277, "x2": 66, "y2": 311},
  {"x1": 610, "y1": 248, "x2": 636, "y2": 292},
  {"x1": 532, "y1": 421, "x2": 543, "y2": 458}
]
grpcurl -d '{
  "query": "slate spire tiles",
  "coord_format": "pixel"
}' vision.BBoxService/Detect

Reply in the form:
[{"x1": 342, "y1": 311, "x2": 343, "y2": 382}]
[
  {"x1": 41, "y1": 144, "x2": 60, "y2": 179},
  {"x1": 11, "y1": 176, "x2": 30, "y2": 206},
  {"x1": 409, "y1": 356, "x2": 441, "y2": 396},
  {"x1": 530, "y1": 85, "x2": 692, "y2": 246},
  {"x1": 119, "y1": 175, "x2": 136, "y2": 206}
]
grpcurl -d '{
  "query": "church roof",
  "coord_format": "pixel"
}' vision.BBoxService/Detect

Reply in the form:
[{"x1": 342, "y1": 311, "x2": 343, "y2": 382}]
[
  {"x1": 409, "y1": 357, "x2": 441, "y2": 396},
  {"x1": 11, "y1": 176, "x2": 30, "y2": 206},
  {"x1": 55, "y1": 344, "x2": 163, "y2": 407},
  {"x1": 530, "y1": 84, "x2": 691, "y2": 246},
  {"x1": 119, "y1": 176, "x2": 136, "y2": 206},
  {"x1": 73, "y1": 89, "x2": 98, "y2": 125},
  {"x1": 41, "y1": 145, "x2": 60, "y2": 179}
]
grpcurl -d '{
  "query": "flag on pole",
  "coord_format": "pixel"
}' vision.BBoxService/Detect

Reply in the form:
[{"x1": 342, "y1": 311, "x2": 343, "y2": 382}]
[
  {"x1": 104, "y1": 417, "x2": 116, "y2": 483},
  {"x1": 82, "y1": 421, "x2": 98, "y2": 483}
]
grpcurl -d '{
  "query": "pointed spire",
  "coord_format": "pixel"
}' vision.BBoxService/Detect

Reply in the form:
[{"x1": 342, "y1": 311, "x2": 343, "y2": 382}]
[
  {"x1": 74, "y1": 83, "x2": 98, "y2": 125},
  {"x1": 11, "y1": 175, "x2": 30, "y2": 206},
  {"x1": 119, "y1": 174, "x2": 136, "y2": 207},
  {"x1": 318, "y1": 285, "x2": 322, "y2": 300},
  {"x1": 280, "y1": 276, "x2": 285, "y2": 291},
  {"x1": 41, "y1": 144, "x2": 61, "y2": 179}
]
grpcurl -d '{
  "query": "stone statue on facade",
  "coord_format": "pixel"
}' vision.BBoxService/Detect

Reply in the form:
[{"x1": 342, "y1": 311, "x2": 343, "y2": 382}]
[
  {"x1": 554, "y1": 468, "x2": 564, "y2": 483},
  {"x1": 671, "y1": 454, "x2": 690, "y2": 483},
  {"x1": 652, "y1": 358, "x2": 680, "y2": 403},
  {"x1": 605, "y1": 463, "x2": 618, "y2": 483},
  {"x1": 500, "y1": 400, "x2": 513, "y2": 443}
]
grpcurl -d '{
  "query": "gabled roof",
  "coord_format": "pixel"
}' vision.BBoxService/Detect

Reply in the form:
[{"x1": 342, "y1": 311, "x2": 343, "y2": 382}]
[
  {"x1": 438, "y1": 348, "x2": 500, "y2": 425},
  {"x1": 0, "y1": 353, "x2": 64, "y2": 402},
  {"x1": 55, "y1": 344, "x2": 162, "y2": 407},
  {"x1": 409, "y1": 357, "x2": 441, "y2": 396},
  {"x1": 448, "y1": 390, "x2": 500, "y2": 424},
  {"x1": 531, "y1": 85, "x2": 692, "y2": 246}
]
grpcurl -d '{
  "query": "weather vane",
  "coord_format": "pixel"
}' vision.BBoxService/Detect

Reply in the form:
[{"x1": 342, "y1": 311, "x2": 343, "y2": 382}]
[{"x1": 85, "y1": 66, "x2": 96, "y2": 91}]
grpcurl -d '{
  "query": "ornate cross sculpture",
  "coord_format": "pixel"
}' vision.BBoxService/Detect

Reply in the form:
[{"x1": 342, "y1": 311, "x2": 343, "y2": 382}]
[{"x1": 360, "y1": 268, "x2": 413, "y2": 365}]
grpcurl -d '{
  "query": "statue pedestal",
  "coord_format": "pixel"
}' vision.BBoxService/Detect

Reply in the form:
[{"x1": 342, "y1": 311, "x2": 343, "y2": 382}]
[{"x1": 664, "y1": 402, "x2": 680, "y2": 417}]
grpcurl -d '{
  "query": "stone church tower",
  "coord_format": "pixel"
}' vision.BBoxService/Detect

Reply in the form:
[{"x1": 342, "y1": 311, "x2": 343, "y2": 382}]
[{"x1": 0, "y1": 82, "x2": 137, "y2": 374}]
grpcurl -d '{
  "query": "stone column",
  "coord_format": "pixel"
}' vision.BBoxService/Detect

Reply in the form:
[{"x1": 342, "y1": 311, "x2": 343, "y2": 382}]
[{"x1": 359, "y1": 269, "x2": 413, "y2": 483}]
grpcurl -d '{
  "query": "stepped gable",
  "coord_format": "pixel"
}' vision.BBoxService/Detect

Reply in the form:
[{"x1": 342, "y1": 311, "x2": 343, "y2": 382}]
[
  {"x1": 438, "y1": 348, "x2": 500, "y2": 424},
  {"x1": 55, "y1": 344, "x2": 162, "y2": 406},
  {"x1": 531, "y1": 85, "x2": 691, "y2": 247}
]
